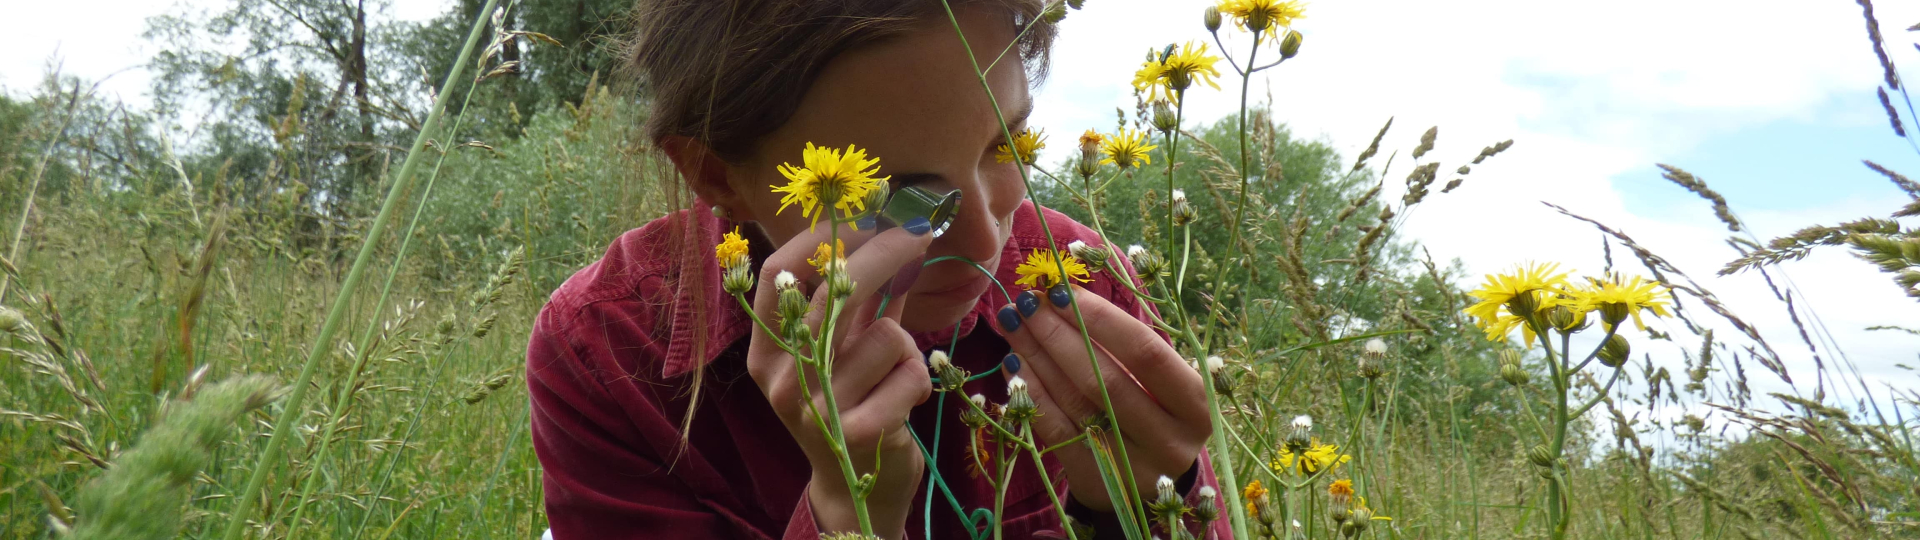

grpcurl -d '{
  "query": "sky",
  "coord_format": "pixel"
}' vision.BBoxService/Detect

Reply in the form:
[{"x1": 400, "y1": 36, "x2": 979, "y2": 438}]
[{"x1": 10, "y1": 0, "x2": 1920, "y2": 420}]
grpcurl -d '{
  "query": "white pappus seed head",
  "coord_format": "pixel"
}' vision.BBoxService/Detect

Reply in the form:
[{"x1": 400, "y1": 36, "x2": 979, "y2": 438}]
[
  {"x1": 1172, "y1": 189, "x2": 1187, "y2": 202},
  {"x1": 1008, "y1": 376, "x2": 1027, "y2": 393},
  {"x1": 1156, "y1": 475, "x2": 1176, "y2": 496},
  {"x1": 1127, "y1": 244, "x2": 1147, "y2": 259},
  {"x1": 1067, "y1": 240, "x2": 1088, "y2": 252},
  {"x1": 970, "y1": 393, "x2": 987, "y2": 408},
  {"x1": 1364, "y1": 338, "x2": 1388, "y2": 356},
  {"x1": 1203, "y1": 355, "x2": 1226, "y2": 373},
  {"x1": 774, "y1": 270, "x2": 798, "y2": 291},
  {"x1": 1292, "y1": 415, "x2": 1313, "y2": 430},
  {"x1": 928, "y1": 350, "x2": 952, "y2": 369},
  {"x1": 1199, "y1": 485, "x2": 1216, "y2": 498}
]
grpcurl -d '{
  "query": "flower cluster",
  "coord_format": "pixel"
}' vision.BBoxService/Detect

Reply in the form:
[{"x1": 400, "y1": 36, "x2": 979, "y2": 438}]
[{"x1": 1464, "y1": 262, "x2": 1673, "y2": 346}]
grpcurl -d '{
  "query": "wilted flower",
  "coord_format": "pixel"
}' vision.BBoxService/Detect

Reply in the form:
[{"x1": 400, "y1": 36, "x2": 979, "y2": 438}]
[
  {"x1": 1328, "y1": 479, "x2": 1354, "y2": 523},
  {"x1": 715, "y1": 226, "x2": 750, "y2": 269},
  {"x1": 1243, "y1": 479, "x2": 1274, "y2": 525},
  {"x1": 773, "y1": 142, "x2": 888, "y2": 230}
]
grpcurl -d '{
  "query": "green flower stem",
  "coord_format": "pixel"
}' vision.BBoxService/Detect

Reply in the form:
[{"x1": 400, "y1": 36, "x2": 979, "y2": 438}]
[
  {"x1": 936, "y1": 1, "x2": 1150, "y2": 533},
  {"x1": 1165, "y1": 94, "x2": 1186, "y2": 275},
  {"x1": 1190, "y1": 28, "x2": 1265, "y2": 540},
  {"x1": 215, "y1": 3, "x2": 499, "y2": 539}
]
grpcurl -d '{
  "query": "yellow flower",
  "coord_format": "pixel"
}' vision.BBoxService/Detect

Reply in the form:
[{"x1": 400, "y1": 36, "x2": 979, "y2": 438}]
[
  {"x1": 1354, "y1": 495, "x2": 1392, "y2": 521},
  {"x1": 1078, "y1": 129, "x2": 1105, "y2": 151},
  {"x1": 1242, "y1": 479, "x2": 1268, "y2": 519},
  {"x1": 1014, "y1": 248, "x2": 1093, "y2": 290},
  {"x1": 808, "y1": 240, "x2": 845, "y2": 275},
  {"x1": 1328, "y1": 478, "x2": 1354, "y2": 497},
  {"x1": 995, "y1": 128, "x2": 1047, "y2": 165},
  {"x1": 772, "y1": 142, "x2": 889, "y2": 230},
  {"x1": 1098, "y1": 129, "x2": 1157, "y2": 169},
  {"x1": 715, "y1": 226, "x2": 750, "y2": 269},
  {"x1": 1463, "y1": 262, "x2": 1573, "y2": 347},
  {"x1": 1217, "y1": 0, "x2": 1307, "y2": 34},
  {"x1": 1271, "y1": 439, "x2": 1351, "y2": 475},
  {"x1": 1132, "y1": 41, "x2": 1223, "y2": 103},
  {"x1": 1573, "y1": 274, "x2": 1672, "y2": 330}
]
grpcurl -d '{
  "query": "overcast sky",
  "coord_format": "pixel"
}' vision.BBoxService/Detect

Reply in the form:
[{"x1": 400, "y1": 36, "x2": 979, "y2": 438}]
[{"x1": 10, "y1": 0, "x2": 1920, "y2": 417}]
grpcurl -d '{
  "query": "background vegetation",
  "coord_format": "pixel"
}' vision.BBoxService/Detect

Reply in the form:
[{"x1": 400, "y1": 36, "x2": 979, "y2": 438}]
[{"x1": 2, "y1": 0, "x2": 1915, "y2": 539}]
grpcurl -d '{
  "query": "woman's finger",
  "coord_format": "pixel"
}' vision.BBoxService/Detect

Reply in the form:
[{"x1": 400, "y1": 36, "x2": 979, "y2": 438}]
[
  {"x1": 829, "y1": 316, "x2": 918, "y2": 404},
  {"x1": 841, "y1": 350, "x2": 932, "y2": 439},
  {"x1": 1008, "y1": 296, "x2": 1185, "y2": 440},
  {"x1": 1046, "y1": 285, "x2": 1209, "y2": 424}
]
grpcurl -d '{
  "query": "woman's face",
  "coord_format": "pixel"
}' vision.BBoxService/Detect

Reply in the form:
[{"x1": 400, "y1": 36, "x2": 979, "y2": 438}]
[{"x1": 726, "y1": 7, "x2": 1033, "y2": 333}]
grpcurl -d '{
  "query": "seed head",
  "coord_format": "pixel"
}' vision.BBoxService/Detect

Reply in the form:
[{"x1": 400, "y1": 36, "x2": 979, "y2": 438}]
[
  {"x1": 1170, "y1": 189, "x2": 1196, "y2": 226},
  {"x1": 930, "y1": 350, "x2": 968, "y2": 392},
  {"x1": 1004, "y1": 376, "x2": 1038, "y2": 424},
  {"x1": 0, "y1": 307, "x2": 25, "y2": 333},
  {"x1": 1194, "y1": 485, "x2": 1219, "y2": 523},
  {"x1": 1068, "y1": 240, "x2": 1109, "y2": 271}
]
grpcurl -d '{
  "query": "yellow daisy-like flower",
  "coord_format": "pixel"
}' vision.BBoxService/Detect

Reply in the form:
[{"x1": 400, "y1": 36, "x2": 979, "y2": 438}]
[
  {"x1": 772, "y1": 142, "x2": 889, "y2": 231},
  {"x1": 1573, "y1": 274, "x2": 1673, "y2": 330},
  {"x1": 1217, "y1": 0, "x2": 1307, "y2": 34},
  {"x1": 808, "y1": 240, "x2": 845, "y2": 275},
  {"x1": 995, "y1": 128, "x2": 1047, "y2": 165},
  {"x1": 1463, "y1": 262, "x2": 1573, "y2": 347},
  {"x1": 1013, "y1": 248, "x2": 1093, "y2": 290},
  {"x1": 1328, "y1": 478, "x2": 1354, "y2": 497},
  {"x1": 1271, "y1": 439, "x2": 1352, "y2": 476},
  {"x1": 715, "y1": 226, "x2": 750, "y2": 269},
  {"x1": 1132, "y1": 41, "x2": 1223, "y2": 103},
  {"x1": 1098, "y1": 129, "x2": 1157, "y2": 169}
]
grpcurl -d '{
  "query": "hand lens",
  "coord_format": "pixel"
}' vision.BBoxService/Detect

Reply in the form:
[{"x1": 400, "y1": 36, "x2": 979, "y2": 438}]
[{"x1": 874, "y1": 185, "x2": 962, "y2": 238}]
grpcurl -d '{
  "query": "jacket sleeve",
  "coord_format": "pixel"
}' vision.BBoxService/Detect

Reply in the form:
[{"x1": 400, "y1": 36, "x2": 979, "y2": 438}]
[{"x1": 528, "y1": 304, "x2": 812, "y2": 540}]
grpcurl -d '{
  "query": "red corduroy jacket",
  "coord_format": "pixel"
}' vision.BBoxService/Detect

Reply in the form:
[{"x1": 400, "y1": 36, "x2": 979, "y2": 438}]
[{"x1": 527, "y1": 201, "x2": 1229, "y2": 539}]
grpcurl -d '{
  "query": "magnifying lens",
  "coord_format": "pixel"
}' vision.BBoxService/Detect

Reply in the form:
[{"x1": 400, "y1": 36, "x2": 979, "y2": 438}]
[{"x1": 874, "y1": 185, "x2": 962, "y2": 238}]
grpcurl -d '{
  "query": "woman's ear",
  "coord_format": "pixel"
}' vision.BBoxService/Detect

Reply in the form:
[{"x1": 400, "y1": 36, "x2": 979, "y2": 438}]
[{"x1": 659, "y1": 135, "x2": 758, "y2": 221}]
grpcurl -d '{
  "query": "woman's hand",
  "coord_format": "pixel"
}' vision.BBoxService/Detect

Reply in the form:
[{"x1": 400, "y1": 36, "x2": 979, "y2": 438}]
[
  {"x1": 745, "y1": 225, "x2": 935, "y2": 539},
  {"x1": 994, "y1": 284, "x2": 1212, "y2": 511}
]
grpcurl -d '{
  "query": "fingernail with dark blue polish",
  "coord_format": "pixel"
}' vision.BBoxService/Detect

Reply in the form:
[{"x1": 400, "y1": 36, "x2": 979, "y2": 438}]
[
  {"x1": 1003, "y1": 353, "x2": 1023, "y2": 375},
  {"x1": 855, "y1": 216, "x2": 877, "y2": 231},
  {"x1": 997, "y1": 305, "x2": 1022, "y2": 332},
  {"x1": 1048, "y1": 284, "x2": 1073, "y2": 308},
  {"x1": 1016, "y1": 290, "x2": 1040, "y2": 318},
  {"x1": 904, "y1": 217, "x2": 932, "y2": 236}
]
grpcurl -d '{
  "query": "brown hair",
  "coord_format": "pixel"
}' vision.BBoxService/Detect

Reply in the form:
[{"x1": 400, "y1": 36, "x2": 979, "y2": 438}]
[{"x1": 619, "y1": 0, "x2": 1057, "y2": 444}]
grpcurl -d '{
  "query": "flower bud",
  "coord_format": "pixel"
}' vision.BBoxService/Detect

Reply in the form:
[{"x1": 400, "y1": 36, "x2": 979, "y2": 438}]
[
  {"x1": 859, "y1": 180, "x2": 891, "y2": 223},
  {"x1": 1151, "y1": 100, "x2": 1179, "y2": 134},
  {"x1": 930, "y1": 350, "x2": 969, "y2": 392},
  {"x1": 1203, "y1": 5, "x2": 1221, "y2": 33},
  {"x1": 1501, "y1": 363, "x2": 1531, "y2": 387},
  {"x1": 1068, "y1": 240, "x2": 1108, "y2": 271},
  {"x1": 1527, "y1": 444, "x2": 1555, "y2": 469},
  {"x1": 1280, "y1": 30, "x2": 1303, "y2": 59},
  {"x1": 1194, "y1": 485, "x2": 1219, "y2": 523},
  {"x1": 723, "y1": 263, "x2": 755, "y2": 296},
  {"x1": 1598, "y1": 334, "x2": 1630, "y2": 368},
  {"x1": 1, "y1": 307, "x2": 27, "y2": 334},
  {"x1": 1345, "y1": 506, "x2": 1372, "y2": 536},
  {"x1": 827, "y1": 261, "x2": 855, "y2": 299},
  {"x1": 1005, "y1": 376, "x2": 1038, "y2": 424},
  {"x1": 1545, "y1": 305, "x2": 1589, "y2": 333}
]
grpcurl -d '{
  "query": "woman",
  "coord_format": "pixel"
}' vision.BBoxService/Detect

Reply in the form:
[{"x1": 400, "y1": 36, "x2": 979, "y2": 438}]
[{"x1": 526, "y1": 1, "x2": 1225, "y2": 538}]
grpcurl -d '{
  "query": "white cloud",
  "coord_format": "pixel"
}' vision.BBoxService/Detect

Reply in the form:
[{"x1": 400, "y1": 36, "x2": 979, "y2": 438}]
[{"x1": 1033, "y1": 0, "x2": 1920, "y2": 409}]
